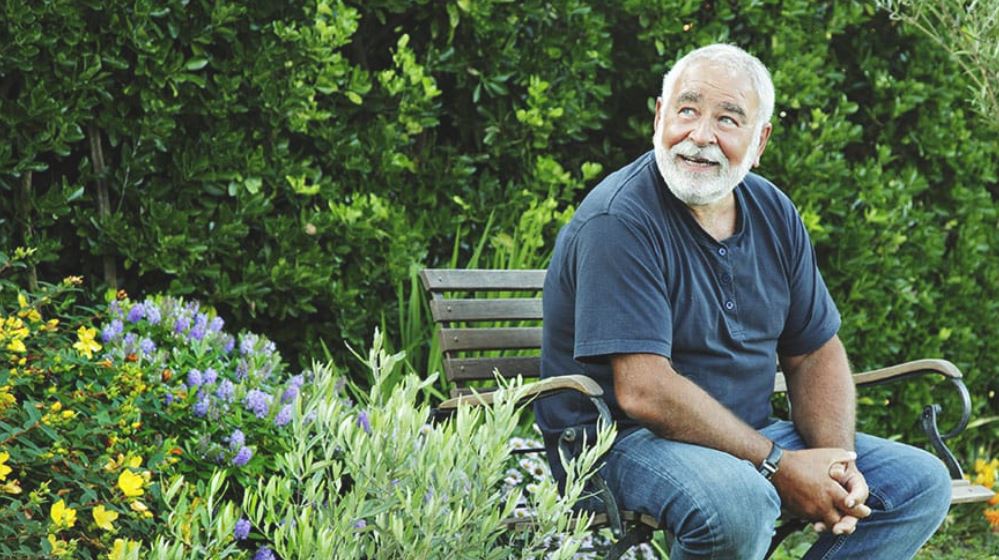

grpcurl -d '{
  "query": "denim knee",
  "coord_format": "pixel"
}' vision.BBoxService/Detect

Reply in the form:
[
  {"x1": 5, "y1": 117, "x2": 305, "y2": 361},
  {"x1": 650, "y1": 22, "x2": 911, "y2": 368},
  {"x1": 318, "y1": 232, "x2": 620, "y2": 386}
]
[{"x1": 671, "y1": 466, "x2": 780, "y2": 559}]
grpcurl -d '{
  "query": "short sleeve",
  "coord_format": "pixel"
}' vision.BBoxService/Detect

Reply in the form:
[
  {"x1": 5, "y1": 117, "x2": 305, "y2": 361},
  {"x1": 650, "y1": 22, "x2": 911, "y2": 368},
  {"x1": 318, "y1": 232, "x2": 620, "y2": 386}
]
[
  {"x1": 569, "y1": 214, "x2": 673, "y2": 361},
  {"x1": 777, "y1": 210, "x2": 841, "y2": 356}
]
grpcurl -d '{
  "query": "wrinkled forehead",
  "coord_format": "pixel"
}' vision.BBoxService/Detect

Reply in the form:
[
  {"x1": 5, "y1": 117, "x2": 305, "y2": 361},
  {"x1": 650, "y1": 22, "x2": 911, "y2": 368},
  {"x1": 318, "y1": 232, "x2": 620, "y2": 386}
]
[{"x1": 669, "y1": 60, "x2": 760, "y2": 119}]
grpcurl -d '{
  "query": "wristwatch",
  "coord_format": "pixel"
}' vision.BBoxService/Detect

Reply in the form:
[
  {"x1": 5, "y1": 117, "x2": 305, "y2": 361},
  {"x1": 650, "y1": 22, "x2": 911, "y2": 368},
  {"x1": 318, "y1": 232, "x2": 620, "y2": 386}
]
[{"x1": 758, "y1": 441, "x2": 784, "y2": 481}]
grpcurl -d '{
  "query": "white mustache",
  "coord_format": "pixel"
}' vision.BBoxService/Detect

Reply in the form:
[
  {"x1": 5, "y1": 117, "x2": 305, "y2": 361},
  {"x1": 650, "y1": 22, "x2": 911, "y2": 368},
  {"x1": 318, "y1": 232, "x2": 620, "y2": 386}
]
[{"x1": 670, "y1": 140, "x2": 725, "y2": 165}]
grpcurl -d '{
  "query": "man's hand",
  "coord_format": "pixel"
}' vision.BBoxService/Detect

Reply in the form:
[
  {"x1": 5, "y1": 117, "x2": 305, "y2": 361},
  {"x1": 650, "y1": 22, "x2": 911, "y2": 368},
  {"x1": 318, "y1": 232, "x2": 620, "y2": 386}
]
[
  {"x1": 813, "y1": 461, "x2": 871, "y2": 535},
  {"x1": 773, "y1": 448, "x2": 866, "y2": 531}
]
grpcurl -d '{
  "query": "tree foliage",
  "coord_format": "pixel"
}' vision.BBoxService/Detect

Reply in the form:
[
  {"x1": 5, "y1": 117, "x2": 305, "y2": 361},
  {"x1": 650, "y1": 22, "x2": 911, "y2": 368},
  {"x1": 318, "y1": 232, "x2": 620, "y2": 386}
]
[{"x1": 1, "y1": 1, "x2": 996, "y2": 450}]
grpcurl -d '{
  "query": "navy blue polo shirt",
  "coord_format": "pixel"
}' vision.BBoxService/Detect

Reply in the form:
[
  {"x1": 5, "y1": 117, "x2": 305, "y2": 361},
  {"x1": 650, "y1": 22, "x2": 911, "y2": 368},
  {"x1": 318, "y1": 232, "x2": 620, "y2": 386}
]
[{"x1": 535, "y1": 151, "x2": 840, "y2": 479}]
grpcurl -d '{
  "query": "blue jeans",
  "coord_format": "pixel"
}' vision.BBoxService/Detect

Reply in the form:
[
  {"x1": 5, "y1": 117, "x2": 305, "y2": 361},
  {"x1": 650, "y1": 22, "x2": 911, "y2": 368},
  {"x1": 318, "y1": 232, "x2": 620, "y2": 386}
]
[{"x1": 598, "y1": 420, "x2": 951, "y2": 559}]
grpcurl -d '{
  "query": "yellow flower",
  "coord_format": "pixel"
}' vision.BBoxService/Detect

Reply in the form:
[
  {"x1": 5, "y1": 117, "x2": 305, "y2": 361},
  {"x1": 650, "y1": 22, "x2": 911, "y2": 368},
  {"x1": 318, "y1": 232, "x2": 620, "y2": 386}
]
[
  {"x1": 107, "y1": 538, "x2": 141, "y2": 560},
  {"x1": 5, "y1": 338, "x2": 26, "y2": 354},
  {"x1": 0, "y1": 451, "x2": 11, "y2": 481},
  {"x1": 73, "y1": 326, "x2": 102, "y2": 359},
  {"x1": 117, "y1": 469, "x2": 144, "y2": 497},
  {"x1": 93, "y1": 504, "x2": 119, "y2": 531},
  {"x1": 1, "y1": 479, "x2": 22, "y2": 494},
  {"x1": 17, "y1": 294, "x2": 28, "y2": 309},
  {"x1": 129, "y1": 500, "x2": 153, "y2": 518},
  {"x1": 127, "y1": 456, "x2": 142, "y2": 469},
  {"x1": 973, "y1": 458, "x2": 999, "y2": 489},
  {"x1": 47, "y1": 534, "x2": 69, "y2": 556},
  {"x1": 50, "y1": 499, "x2": 77, "y2": 529}
]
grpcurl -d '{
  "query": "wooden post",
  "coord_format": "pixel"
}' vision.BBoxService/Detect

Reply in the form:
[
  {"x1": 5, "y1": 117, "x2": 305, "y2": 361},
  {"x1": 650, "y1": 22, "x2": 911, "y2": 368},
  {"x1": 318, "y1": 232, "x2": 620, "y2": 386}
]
[{"x1": 88, "y1": 124, "x2": 118, "y2": 290}]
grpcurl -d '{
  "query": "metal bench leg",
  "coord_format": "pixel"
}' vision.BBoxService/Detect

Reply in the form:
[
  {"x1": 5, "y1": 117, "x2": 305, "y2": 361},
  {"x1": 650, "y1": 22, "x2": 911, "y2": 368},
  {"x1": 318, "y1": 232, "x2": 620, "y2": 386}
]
[{"x1": 606, "y1": 523, "x2": 653, "y2": 560}]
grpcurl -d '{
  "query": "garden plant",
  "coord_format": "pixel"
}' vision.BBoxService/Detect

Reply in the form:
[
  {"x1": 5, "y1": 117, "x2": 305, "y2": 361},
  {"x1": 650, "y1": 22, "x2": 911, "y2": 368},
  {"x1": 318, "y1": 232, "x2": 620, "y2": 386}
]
[{"x1": 1, "y1": 0, "x2": 997, "y2": 557}]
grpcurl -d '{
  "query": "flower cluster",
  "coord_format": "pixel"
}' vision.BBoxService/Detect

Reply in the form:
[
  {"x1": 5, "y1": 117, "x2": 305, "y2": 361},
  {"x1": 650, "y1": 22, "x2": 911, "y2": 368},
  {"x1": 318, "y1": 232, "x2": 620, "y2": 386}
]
[
  {"x1": 95, "y1": 294, "x2": 305, "y2": 472},
  {"x1": 975, "y1": 458, "x2": 999, "y2": 532},
  {"x1": 0, "y1": 282, "x2": 312, "y2": 558}
]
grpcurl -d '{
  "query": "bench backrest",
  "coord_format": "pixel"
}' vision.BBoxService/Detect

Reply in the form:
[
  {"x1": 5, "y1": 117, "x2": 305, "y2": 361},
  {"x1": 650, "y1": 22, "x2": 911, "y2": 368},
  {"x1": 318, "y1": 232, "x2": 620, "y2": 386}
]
[
  {"x1": 420, "y1": 268, "x2": 546, "y2": 396},
  {"x1": 420, "y1": 268, "x2": 790, "y2": 396}
]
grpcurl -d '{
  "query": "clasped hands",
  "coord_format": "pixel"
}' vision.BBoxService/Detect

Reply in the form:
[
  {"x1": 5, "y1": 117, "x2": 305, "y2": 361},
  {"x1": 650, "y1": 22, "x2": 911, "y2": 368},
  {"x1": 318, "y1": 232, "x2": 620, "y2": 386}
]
[{"x1": 773, "y1": 448, "x2": 871, "y2": 536}]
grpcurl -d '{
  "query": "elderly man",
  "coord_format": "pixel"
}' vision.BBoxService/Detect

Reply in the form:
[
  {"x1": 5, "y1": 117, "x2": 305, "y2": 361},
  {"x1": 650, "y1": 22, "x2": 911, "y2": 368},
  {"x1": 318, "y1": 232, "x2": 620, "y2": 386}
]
[{"x1": 535, "y1": 44, "x2": 951, "y2": 559}]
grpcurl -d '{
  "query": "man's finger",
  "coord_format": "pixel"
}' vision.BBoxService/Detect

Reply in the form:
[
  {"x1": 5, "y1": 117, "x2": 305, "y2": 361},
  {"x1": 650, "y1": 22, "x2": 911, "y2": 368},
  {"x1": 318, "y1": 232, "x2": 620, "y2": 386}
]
[
  {"x1": 829, "y1": 462, "x2": 847, "y2": 479},
  {"x1": 831, "y1": 515, "x2": 859, "y2": 536},
  {"x1": 813, "y1": 521, "x2": 827, "y2": 533}
]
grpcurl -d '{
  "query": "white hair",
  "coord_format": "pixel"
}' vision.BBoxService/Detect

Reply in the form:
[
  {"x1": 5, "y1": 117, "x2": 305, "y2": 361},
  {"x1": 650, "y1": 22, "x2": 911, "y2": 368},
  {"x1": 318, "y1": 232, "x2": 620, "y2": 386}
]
[{"x1": 660, "y1": 44, "x2": 775, "y2": 131}]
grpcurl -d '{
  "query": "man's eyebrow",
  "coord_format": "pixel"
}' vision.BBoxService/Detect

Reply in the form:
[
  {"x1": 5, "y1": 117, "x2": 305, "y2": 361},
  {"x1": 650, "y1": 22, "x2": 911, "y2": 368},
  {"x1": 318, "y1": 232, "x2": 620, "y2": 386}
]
[
  {"x1": 720, "y1": 101, "x2": 747, "y2": 118},
  {"x1": 676, "y1": 91, "x2": 701, "y2": 105}
]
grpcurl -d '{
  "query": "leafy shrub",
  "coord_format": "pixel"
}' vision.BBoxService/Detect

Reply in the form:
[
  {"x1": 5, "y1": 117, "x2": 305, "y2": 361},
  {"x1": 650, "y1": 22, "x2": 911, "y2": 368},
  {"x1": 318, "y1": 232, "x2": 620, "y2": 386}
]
[
  {"x1": 0, "y1": 279, "x2": 303, "y2": 558},
  {"x1": 147, "y1": 333, "x2": 616, "y2": 559},
  {"x1": 1, "y1": 0, "x2": 995, "y2": 469}
]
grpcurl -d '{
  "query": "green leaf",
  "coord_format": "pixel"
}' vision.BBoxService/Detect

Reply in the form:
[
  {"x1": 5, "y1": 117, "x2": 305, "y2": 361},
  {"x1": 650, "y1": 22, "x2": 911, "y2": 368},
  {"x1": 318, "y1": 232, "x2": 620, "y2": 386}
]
[{"x1": 185, "y1": 57, "x2": 209, "y2": 71}]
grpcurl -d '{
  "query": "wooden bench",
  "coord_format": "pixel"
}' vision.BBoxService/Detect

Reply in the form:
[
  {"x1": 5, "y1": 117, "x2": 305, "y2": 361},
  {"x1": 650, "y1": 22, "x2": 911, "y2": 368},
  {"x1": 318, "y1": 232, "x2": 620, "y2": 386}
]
[{"x1": 421, "y1": 268, "x2": 995, "y2": 558}]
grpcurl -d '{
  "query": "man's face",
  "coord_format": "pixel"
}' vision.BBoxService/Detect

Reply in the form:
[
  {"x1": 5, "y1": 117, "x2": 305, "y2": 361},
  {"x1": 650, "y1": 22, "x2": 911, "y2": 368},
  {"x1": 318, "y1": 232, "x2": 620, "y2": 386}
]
[{"x1": 653, "y1": 60, "x2": 772, "y2": 207}]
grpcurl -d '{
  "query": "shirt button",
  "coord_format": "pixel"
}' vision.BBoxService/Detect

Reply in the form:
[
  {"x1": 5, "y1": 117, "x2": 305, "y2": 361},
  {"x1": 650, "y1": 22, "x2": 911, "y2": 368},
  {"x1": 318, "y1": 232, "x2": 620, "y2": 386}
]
[
  {"x1": 724, "y1": 300, "x2": 735, "y2": 310},
  {"x1": 718, "y1": 247, "x2": 727, "y2": 256},
  {"x1": 720, "y1": 273, "x2": 732, "y2": 284}
]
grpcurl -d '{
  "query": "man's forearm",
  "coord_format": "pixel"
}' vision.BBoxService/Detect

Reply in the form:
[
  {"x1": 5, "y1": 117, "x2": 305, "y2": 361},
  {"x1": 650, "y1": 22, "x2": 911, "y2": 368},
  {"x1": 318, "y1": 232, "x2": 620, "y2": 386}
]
[
  {"x1": 782, "y1": 335, "x2": 856, "y2": 450},
  {"x1": 612, "y1": 353, "x2": 773, "y2": 464}
]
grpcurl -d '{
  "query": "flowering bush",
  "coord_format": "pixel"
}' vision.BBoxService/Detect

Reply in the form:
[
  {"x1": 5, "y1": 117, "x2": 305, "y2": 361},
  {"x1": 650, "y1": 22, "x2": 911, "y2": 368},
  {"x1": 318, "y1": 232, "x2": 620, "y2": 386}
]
[
  {"x1": 0, "y1": 279, "x2": 304, "y2": 558},
  {"x1": 973, "y1": 457, "x2": 999, "y2": 532}
]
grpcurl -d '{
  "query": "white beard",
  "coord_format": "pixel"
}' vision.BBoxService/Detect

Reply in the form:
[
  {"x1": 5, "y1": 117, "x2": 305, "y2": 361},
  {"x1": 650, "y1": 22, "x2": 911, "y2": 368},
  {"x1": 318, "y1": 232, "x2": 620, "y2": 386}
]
[{"x1": 653, "y1": 126, "x2": 759, "y2": 207}]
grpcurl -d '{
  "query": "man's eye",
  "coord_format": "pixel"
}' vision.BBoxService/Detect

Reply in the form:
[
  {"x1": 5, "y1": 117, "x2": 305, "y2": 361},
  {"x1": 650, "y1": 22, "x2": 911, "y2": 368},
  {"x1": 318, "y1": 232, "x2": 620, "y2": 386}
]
[
  {"x1": 720, "y1": 116, "x2": 737, "y2": 125},
  {"x1": 679, "y1": 108, "x2": 696, "y2": 116}
]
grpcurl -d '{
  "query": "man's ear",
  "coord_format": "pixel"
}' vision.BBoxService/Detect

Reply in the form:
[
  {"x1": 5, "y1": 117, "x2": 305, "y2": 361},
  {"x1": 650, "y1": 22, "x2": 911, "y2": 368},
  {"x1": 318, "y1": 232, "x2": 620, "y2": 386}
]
[
  {"x1": 654, "y1": 97, "x2": 662, "y2": 132},
  {"x1": 752, "y1": 122, "x2": 773, "y2": 167}
]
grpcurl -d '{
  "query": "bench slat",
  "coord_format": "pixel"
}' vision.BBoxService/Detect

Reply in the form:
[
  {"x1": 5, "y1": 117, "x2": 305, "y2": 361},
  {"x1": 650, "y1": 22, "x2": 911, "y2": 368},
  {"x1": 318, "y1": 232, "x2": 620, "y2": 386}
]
[
  {"x1": 951, "y1": 481, "x2": 995, "y2": 504},
  {"x1": 429, "y1": 298, "x2": 543, "y2": 322},
  {"x1": 438, "y1": 327, "x2": 542, "y2": 352},
  {"x1": 444, "y1": 356, "x2": 541, "y2": 382},
  {"x1": 421, "y1": 269, "x2": 546, "y2": 292}
]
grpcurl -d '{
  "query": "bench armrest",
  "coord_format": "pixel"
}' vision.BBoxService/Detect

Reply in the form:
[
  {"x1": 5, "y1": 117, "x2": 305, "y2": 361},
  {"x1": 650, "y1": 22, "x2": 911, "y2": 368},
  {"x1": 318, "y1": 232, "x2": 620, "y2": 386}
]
[
  {"x1": 436, "y1": 374, "x2": 603, "y2": 410},
  {"x1": 853, "y1": 359, "x2": 972, "y2": 479}
]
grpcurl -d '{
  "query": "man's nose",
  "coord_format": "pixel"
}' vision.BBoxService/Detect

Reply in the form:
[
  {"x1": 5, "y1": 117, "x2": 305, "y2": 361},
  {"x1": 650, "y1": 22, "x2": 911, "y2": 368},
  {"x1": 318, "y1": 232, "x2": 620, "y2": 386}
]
[{"x1": 688, "y1": 117, "x2": 716, "y2": 146}]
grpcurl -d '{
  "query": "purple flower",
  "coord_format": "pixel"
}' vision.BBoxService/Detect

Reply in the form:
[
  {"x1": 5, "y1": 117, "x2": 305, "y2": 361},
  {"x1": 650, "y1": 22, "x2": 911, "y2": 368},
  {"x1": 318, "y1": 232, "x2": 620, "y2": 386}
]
[
  {"x1": 215, "y1": 379, "x2": 235, "y2": 402},
  {"x1": 144, "y1": 301, "x2": 162, "y2": 325},
  {"x1": 189, "y1": 314, "x2": 208, "y2": 341},
  {"x1": 108, "y1": 300, "x2": 123, "y2": 318},
  {"x1": 193, "y1": 396, "x2": 210, "y2": 417},
  {"x1": 240, "y1": 334, "x2": 257, "y2": 356},
  {"x1": 165, "y1": 393, "x2": 174, "y2": 406},
  {"x1": 222, "y1": 335, "x2": 235, "y2": 354},
  {"x1": 357, "y1": 411, "x2": 371, "y2": 434},
  {"x1": 235, "y1": 360, "x2": 249, "y2": 381},
  {"x1": 253, "y1": 547, "x2": 275, "y2": 560},
  {"x1": 281, "y1": 385, "x2": 299, "y2": 403},
  {"x1": 263, "y1": 341, "x2": 276, "y2": 356},
  {"x1": 209, "y1": 316, "x2": 225, "y2": 333},
  {"x1": 244, "y1": 389, "x2": 272, "y2": 418},
  {"x1": 101, "y1": 319, "x2": 123, "y2": 343},
  {"x1": 353, "y1": 519, "x2": 367, "y2": 529},
  {"x1": 228, "y1": 429, "x2": 245, "y2": 450},
  {"x1": 203, "y1": 368, "x2": 218, "y2": 385},
  {"x1": 274, "y1": 404, "x2": 293, "y2": 427},
  {"x1": 187, "y1": 369, "x2": 204, "y2": 388},
  {"x1": 174, "y1": 315, "x2": 190, "y2": 334},
  {"x1": 139, "y1": 337, "x2": 156, "y2": 356},
  {"x1": 232, "y1": 446, "x2": 253, "y2": 467},
  {"x1": 127, "y1": 303, "x2": 146, "y2": 323},
  {"x1": 234, "y1": 518, "x2": 251, "y2": 540},
  {"x1": 123, "y1": 332, "x2": 138, "y2": 349}
]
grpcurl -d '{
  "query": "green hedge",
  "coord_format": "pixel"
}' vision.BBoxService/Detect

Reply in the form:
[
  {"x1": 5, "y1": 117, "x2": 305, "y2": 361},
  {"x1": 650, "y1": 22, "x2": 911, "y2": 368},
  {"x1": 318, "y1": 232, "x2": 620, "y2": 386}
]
[{"x1": 2, "y1": 2, "x2": 996, "y2": 450}]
